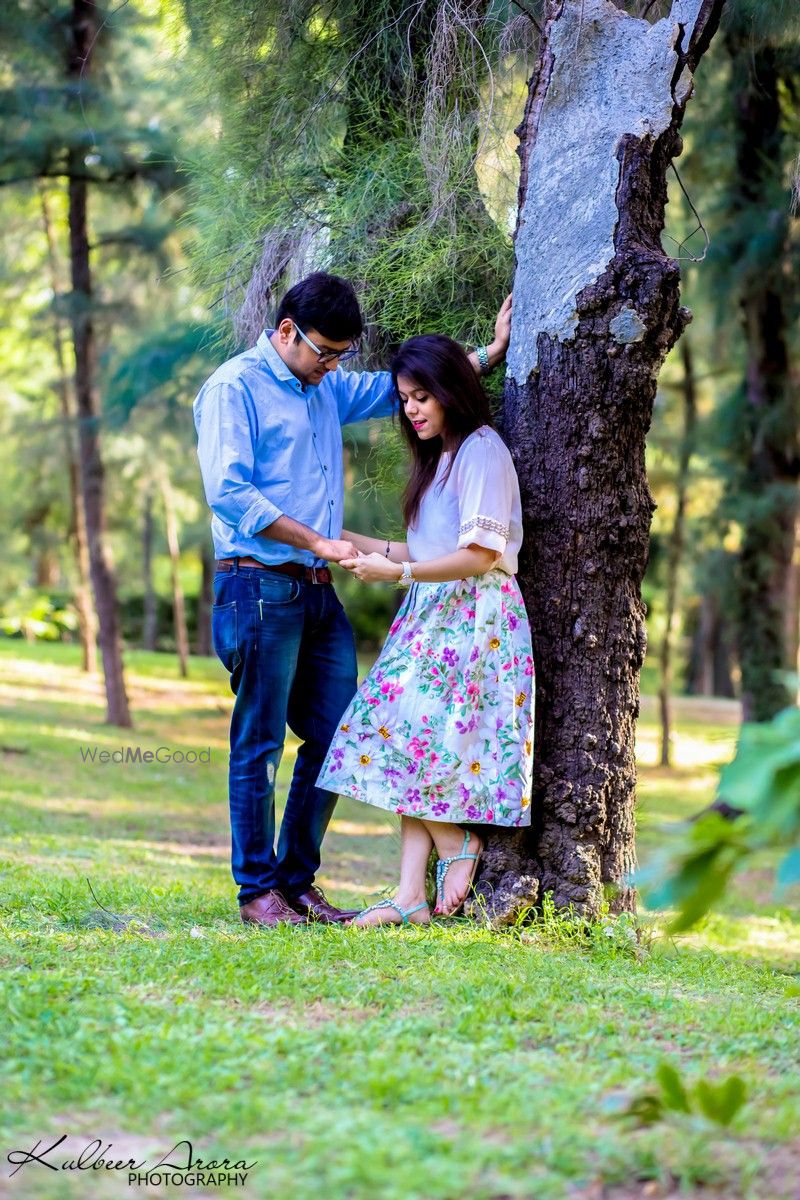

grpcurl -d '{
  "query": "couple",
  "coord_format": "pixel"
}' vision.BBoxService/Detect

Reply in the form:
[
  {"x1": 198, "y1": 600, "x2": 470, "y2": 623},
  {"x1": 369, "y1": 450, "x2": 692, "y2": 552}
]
[{"x1": 194, "y1": 272, "x2": 534, "y2": 929}]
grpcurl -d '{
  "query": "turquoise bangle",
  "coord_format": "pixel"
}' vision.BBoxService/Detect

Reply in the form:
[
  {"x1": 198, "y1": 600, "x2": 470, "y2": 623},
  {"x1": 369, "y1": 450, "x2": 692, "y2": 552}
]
[{"x1": 476, "y1": 344, "x2": 490, "y2": 374}]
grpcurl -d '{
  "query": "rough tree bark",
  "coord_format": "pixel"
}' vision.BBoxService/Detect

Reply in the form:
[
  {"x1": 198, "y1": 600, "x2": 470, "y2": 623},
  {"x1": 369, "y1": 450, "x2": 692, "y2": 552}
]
[
  {"x1": 67, "y1": 0, "x2": 131, "y2": 725},
  {"x1": 470, "y1": 0, "x2": 725, "y2": 921},
  {"x1": 658, "y1": 336, "x2": 697, "y2": 766},
  {"x1": 39, "y1": 185, "x2": 98, "y2": 674}
]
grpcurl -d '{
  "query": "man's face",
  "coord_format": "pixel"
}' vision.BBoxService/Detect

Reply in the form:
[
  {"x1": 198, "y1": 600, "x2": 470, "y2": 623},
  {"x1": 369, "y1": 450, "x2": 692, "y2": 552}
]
[{"x1": 273, "y1": 319, "x2": 355, "y2": 387}]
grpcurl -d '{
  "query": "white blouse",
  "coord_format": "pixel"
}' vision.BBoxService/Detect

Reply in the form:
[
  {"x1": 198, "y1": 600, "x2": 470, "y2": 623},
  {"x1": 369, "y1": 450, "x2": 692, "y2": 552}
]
[{"x1": 406, "y1": 426, "x2": 523, "y2": 575}]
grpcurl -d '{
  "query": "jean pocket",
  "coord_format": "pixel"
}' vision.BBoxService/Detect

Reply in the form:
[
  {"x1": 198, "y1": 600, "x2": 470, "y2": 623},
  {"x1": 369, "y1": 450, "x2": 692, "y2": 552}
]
[
  {"x1": 259, "y1": 573, "x2": 302, "y2": 606},
  {"x1": 212, "y1": 600, "x2": 239, "y2": 673}
]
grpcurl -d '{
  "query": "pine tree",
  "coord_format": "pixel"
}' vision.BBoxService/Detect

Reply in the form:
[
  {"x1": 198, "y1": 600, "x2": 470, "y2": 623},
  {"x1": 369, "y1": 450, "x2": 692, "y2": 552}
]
[{"x1": 0, "y1": 0, "x2": 179, "y2": 724}]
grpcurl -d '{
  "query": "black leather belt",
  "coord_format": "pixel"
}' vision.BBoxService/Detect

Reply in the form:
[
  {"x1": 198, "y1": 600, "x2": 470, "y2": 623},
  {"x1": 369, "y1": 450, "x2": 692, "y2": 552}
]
[{"x1": 215, "y1": 557, "x2": 332, "y2": 584}]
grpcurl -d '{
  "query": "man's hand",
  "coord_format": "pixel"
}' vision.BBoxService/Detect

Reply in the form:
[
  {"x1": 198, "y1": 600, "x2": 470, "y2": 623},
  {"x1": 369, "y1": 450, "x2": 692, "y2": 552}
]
[
  {"x1": 339, "y1": 552, "x2": 403, "y2": 583},
  {"x1": 314, "y1": 537, "x2": 360, "y2": 562}
]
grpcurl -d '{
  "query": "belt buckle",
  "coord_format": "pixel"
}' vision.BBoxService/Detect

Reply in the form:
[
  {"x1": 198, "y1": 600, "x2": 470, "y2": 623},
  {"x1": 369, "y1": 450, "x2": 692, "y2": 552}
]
[{"x1": 309, "y1": 565, "x2": 321, "y2": 585}]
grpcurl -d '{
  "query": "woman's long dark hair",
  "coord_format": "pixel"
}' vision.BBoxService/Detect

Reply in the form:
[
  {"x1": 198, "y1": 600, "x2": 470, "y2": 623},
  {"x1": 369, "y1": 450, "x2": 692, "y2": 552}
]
[{"x1": 392, "y1": 334, "x2": 495, "y2": 528}]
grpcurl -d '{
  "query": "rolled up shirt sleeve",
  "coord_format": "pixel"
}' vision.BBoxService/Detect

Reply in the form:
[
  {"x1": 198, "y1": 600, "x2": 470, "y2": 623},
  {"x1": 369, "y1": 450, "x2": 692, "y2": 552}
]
[{"x1": 194, "y1": 382, "x2": 283, "y2": 537}]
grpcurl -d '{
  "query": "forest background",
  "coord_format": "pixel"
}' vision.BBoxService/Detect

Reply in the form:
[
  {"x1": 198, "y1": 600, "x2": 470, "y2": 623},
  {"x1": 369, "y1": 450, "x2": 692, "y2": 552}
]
[
  {"x1": 3, "y1": 0, "x2": 798, "y2": 732},
  {"x1": 1, "y1": 3, "x2": 800, "y2": 1197}
]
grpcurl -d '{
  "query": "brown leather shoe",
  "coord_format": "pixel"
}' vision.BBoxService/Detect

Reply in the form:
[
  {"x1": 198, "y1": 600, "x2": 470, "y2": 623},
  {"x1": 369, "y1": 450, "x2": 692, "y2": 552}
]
[
  {"x1": 239, "y1": 890, "x2": 308, "y2": 926},
  {"x1": 289, "y1": 885, "x2": 359, "y2": 924}
]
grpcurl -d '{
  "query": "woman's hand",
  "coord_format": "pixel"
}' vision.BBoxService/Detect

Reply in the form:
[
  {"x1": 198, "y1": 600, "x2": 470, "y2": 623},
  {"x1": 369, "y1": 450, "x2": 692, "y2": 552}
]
[
  {"x1": 339, "y1": 552, "x2": 403, "y2": 583},
  {"x1": 491, "y1": 293, "x2": 512, "y2": 356}
]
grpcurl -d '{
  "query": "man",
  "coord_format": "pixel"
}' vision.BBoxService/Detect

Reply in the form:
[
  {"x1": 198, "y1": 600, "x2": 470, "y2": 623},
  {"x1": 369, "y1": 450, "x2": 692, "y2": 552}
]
[{"x1": 194, "y1": 272, "x2": 510, "y2": 925}]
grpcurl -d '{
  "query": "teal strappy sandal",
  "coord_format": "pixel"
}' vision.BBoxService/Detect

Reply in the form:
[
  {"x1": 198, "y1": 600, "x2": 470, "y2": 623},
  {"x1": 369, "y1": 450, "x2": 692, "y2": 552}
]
[
  {"x1": 435, "y1": 830, "x2": 483, "y2": 917},
  {"x1": 352, "y1": 899, "x2": 431, "y2": 928}
]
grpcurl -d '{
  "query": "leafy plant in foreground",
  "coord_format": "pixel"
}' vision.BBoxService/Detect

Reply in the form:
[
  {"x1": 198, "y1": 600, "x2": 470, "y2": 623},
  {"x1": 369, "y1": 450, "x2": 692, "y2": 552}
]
[
  {"x1": 614, "y1": 1062, "x2": 748, "y2": 1129},
  {"x1": 644, "y1": 703, "x2": 800, "y2": 931}
]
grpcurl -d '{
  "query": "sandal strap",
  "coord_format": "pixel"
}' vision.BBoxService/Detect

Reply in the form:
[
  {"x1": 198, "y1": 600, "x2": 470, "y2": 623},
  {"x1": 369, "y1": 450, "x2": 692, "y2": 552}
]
[
  {"x1": 359, "y1": 900, "x2": 404, "y2": 919},
  {"x1": 435, "y1": 831, "x2": 481, "y2": 902},
  {"x1": 358, "y1": 899, "x2": 430, "y2": 925}
]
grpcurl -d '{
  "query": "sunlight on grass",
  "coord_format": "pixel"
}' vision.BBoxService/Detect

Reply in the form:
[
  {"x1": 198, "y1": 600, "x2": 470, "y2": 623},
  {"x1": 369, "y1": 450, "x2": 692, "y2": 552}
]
[{"x1": 0, "y1": 642, "x2": 798, "y2": 1200}]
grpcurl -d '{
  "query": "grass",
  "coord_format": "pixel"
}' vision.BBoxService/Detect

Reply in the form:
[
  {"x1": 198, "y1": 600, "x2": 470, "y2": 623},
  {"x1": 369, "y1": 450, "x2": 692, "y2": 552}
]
[{"x1": 0, "y1": 639, "x2": 798, "y2": 1200}]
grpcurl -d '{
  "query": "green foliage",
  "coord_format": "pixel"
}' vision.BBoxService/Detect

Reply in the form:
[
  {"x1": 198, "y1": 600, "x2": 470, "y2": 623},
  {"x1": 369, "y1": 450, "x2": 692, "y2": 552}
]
[
  {"x1": 182, "y1": 0, "x2": 523, "y2": 353},
  {"x1": 0, "y1": 591, "x2": 77, "y2": 641},
  {"x1": 644, "y1": 702, "x2": 800, "y2": 929},
  {"x1": 615, "y1": 1062, "x2": 748, "y2": 1129},
  {"x1": 0, "y1": 2, "x2": 179, "y2": 190}
]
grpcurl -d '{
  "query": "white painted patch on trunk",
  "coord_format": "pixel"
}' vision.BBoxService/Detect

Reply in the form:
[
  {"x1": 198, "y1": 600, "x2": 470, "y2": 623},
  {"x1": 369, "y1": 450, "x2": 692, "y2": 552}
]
[
  {"x1": 610, "y1": 306, "x2": 646, "y2": 343},
  {"x1": 508, "y1": 0, "x2": 695, "y2": 382}
]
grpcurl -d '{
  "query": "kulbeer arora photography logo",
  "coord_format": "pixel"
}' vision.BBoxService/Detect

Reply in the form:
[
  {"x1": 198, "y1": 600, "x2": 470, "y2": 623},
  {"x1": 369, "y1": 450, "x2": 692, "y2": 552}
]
[
  {"x1": 6, "y1": 1135, "x2": 257, "y2": 1189},
  {"x1": 79, "y1": 744, "x2": 211, "y2": 765}
]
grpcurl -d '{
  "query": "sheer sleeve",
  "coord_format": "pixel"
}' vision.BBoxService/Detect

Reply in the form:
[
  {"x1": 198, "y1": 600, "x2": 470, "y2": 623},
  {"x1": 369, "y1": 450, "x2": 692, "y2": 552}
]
[{"x1": 455, "y1": 432, "x2": 514, "y2": 555}]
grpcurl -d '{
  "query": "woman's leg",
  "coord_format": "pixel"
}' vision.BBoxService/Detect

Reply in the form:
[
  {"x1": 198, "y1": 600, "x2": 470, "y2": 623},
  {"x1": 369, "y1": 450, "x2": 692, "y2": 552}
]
[
  {"x1": 421, "y1": 820, "x2": 483, "y2": 916},
  {"x1": 354, "y1": 816, "x2": 433, "y2": 926}
]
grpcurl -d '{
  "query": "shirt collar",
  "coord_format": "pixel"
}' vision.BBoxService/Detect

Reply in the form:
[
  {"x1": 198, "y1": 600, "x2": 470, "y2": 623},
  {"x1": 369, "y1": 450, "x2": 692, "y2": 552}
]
[{"x1": 257, "y1": 329, "x2": 309, "y2": 391}]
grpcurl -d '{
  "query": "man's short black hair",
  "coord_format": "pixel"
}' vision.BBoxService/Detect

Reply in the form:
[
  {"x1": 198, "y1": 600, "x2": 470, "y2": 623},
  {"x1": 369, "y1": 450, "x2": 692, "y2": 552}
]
[{"x1": 275, "y1": 272, "x2": 363, "y2": 342}]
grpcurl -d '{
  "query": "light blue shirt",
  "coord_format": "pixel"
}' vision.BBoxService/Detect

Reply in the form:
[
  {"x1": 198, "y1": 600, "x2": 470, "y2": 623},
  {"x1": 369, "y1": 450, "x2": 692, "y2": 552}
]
[{"x1": 193, "y1": 331, "x2": 396, "y2": 566}]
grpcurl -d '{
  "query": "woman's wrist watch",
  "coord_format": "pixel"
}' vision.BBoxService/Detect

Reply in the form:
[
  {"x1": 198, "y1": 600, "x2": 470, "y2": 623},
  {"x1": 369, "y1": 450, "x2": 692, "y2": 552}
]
[{"x1": 397, "y1": 560, "x2": 415, "y2": 588}]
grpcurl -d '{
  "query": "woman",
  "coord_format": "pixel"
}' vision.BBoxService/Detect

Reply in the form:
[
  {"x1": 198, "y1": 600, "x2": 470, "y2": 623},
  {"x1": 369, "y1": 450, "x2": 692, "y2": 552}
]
[{"x1": 317, "y1": 334, "x2": 534, "y2": 925}]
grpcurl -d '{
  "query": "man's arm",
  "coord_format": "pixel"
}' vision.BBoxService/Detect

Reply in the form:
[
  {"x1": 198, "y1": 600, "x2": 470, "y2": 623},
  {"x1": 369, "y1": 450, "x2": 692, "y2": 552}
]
[
  {"x1": 195, "y1": 382, "x2": 356, "y2": 561},
  {"x1": 258, "y1": 515, "x2": 357, "y2": 563},
  {"x1": 334, "y1": 293, "x2": 513, "y2": 425},
  {"x1": 195, "y1": 382, "x2": 284, "y2": 538}
]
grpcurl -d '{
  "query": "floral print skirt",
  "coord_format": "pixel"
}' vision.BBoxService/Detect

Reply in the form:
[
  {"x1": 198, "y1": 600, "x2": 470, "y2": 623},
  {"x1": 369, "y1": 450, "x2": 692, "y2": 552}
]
[{"x1": 317, "y1": 570, "x2": 534, "y2": 826}]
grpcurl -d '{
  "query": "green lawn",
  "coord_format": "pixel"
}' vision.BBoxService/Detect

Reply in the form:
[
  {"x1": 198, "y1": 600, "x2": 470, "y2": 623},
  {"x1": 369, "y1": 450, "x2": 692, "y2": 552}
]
[{"x1": 0, "y1": 640, "x2": 798, "y2": 1200}]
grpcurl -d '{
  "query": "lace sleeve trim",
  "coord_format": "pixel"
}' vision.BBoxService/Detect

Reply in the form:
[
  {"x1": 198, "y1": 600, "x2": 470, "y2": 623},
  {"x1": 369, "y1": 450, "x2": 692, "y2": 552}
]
[{"x1": 459, "y1": 515, "x2": 510, "y2": 539}]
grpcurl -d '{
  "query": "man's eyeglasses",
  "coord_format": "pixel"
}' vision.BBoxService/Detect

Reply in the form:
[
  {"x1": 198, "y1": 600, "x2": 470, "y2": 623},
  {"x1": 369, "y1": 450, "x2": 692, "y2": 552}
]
[{"x1": 293, "y1": 323, "x2": 360, "y2": 365}]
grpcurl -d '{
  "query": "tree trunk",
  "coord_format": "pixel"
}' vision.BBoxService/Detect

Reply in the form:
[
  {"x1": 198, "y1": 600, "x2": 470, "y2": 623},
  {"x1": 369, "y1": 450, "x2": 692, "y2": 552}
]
[
  {"x1": 142, "y1": 482, "x2": 158, "y2": 651},
  {"x1": 726, "y1": 38, "x2": 799, "y2": 723},
  {"x1": 474, "y1": 0, "x2": 725, "y2": 921},
  {"x1": 39, "y1": 184, "x2": 98, "y2": 673},
  {"x1": 159, "y1": 466, "x2": 189, "y2": 678},
  {"x1": 66, "y1": 0, "x2": 131, "y2": 725},
  {"x1": 197, "y1": 539, "x2": 214, "y2": 657},
  {"x1": 789, "y1": 520, "x2": 800, "y2": 706},
  {"x1": 658, "y1": 337, "x2": 697, "y2": 766}
]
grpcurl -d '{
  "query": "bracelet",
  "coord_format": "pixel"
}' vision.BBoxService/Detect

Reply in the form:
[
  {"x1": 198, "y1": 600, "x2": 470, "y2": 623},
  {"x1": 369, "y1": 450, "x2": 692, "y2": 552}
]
[
  {"x1": 397, "y1": 560, "x2": 415, "y2": 588},
  {"x1": 476, "y1": 344, "x2": 491, "y2": 375},
  {"x1": 384, "y1": 540, "x2": 391, "y2": 558}
]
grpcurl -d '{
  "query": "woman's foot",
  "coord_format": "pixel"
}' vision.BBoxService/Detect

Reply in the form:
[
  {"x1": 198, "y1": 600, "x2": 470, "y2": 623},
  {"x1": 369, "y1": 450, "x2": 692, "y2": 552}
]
[
  {"x1": 351, "y1": 896, "x2": 430, "y2": 927},
  {"x1": 434, "y1": 830, "x2": 484, "y2": 916}
]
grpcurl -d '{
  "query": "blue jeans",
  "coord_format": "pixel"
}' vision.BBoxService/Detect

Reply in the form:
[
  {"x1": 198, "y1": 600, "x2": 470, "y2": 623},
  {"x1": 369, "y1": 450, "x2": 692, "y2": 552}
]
[{"x1": 211, "y1": 564, "x2": 357, "y2": 905}]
